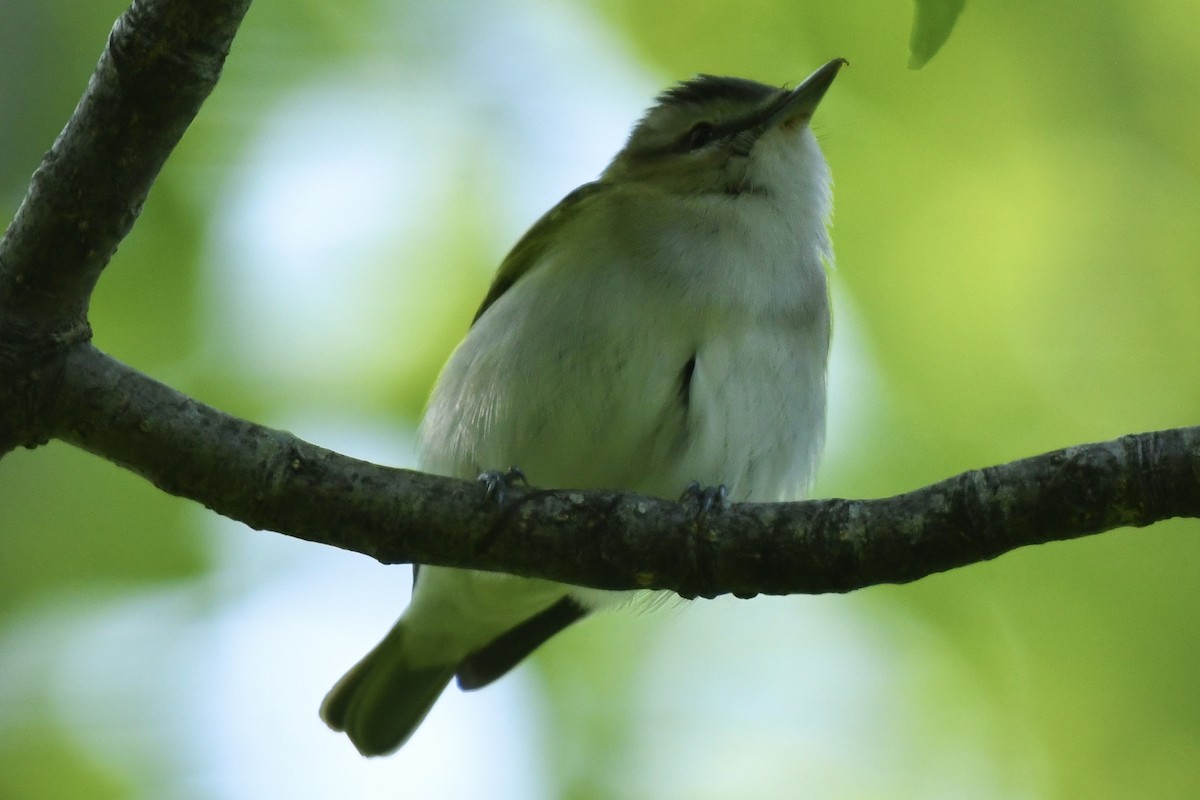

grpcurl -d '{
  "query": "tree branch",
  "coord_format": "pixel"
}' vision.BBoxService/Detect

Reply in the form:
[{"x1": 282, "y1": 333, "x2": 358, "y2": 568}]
[
  {"x1": 52, "y1": 344, "x2": 1200, "y2": 597},
  {"x1": 1, "y1": 0, "x2": 1197, "y2": 602},
  {"x1": 0, "y1": 0, "x2": 250, "y2": 451}
]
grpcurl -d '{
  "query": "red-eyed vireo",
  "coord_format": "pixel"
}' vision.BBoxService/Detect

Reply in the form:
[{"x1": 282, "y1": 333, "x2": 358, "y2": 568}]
[{"x1": 321, "y1": 58, "x2": 846, "y2": 755}]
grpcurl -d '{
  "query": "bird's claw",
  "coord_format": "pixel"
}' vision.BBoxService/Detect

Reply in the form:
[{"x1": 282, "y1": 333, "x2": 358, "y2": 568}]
[
  {"x1": 478, "y1": 466, "x2": 528, "y2": 506},
  {"x1": 680, "y1": 481, "x2": 730, "y2": 515}
]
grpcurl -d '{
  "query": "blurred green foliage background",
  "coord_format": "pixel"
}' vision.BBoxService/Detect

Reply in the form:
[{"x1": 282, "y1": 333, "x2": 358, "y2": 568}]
[{"x1": 1, "y1": 0, "x2": 1198, "y2": 797}]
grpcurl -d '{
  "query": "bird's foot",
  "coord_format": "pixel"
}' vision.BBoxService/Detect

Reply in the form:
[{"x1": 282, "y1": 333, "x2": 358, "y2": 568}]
[
  {"x1": 478, "y1": 466, "x2": 528, "y2": 506},
  {"x1": 680, "y1": 481, "x2": 730, "y2": 515}
]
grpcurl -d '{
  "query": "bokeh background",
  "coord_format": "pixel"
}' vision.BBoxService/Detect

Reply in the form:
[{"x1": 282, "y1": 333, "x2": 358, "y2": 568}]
[{"x1": 2, "y1": 0, "x2": 1199, "y2": 797}]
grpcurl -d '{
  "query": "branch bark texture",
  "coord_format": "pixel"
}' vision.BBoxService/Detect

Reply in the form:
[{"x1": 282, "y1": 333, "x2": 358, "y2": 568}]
[
  {"x1": 53, "y1": 345, "x2": 1200, "y2": 597},
  {"x1": 0, "y1": 0, "x2": 250, "y2": 451},
  {"x1": 1, "y1": 0, "x2": 1197, "y2": 602}
]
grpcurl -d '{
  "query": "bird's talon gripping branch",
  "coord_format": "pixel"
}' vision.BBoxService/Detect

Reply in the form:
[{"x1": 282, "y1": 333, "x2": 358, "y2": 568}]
[
  {"x1": 680, "y1": 481, "x2": 731, "y2": 515},
  {"x1": 478, "y1": 466, "x2": 528, "y2": 506}
]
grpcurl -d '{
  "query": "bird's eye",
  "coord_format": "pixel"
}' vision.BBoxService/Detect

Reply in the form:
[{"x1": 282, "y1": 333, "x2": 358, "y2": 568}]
[{"x1": 685, "y1": 122, "x2": 715, "y2": 150}]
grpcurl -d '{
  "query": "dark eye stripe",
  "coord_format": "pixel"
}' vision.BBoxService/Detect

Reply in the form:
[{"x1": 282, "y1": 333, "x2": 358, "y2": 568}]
[
  {"x1": 685, "y1": 122, "x2": 715, "y2": 150},
  {"x1": 672, "y1": 106, "x2": 773, "y2": 155}
]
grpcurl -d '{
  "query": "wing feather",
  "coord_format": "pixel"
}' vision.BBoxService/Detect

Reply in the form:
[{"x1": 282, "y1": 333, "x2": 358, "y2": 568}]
[{"x1": 471, "y1": 181, "x2": 609, "y2": 324}]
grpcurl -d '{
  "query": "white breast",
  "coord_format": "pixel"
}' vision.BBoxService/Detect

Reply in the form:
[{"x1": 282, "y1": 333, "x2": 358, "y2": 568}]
[{"x1": 419, "y1": 171, "x2": 830, "y2": 504}]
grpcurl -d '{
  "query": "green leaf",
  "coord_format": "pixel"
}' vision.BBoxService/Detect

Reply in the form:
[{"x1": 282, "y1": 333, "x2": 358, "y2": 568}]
[{"x1": 909, "y1": 0, "x2": 966, "y2": 69}]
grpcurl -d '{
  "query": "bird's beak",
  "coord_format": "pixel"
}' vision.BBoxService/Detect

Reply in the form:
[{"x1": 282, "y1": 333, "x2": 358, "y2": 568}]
[{"x1": 766, "y1": 58, "x2": 847, "y2": 130}]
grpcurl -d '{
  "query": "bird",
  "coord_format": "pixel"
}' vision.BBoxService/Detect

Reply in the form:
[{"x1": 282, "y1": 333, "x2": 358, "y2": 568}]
[{"x1": 321, "y1": 57, "x2": 845, "y2": 755}]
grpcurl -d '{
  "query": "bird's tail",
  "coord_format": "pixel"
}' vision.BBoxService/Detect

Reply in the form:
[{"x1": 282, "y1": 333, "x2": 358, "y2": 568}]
[{"x1": 320, "y1": 623, "x2": 456, "y2": 756}]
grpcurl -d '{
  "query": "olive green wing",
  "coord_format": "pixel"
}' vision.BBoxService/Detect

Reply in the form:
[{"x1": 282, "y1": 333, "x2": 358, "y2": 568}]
[{"x1": 471, "y1": 181, "x2": 609, "y2": 325}]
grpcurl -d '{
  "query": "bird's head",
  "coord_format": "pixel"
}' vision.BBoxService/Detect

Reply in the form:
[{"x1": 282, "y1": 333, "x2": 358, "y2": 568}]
[{"x1": 603, "y1": 59, "x2": 845, "y2": 206}]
